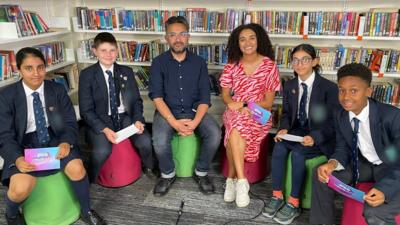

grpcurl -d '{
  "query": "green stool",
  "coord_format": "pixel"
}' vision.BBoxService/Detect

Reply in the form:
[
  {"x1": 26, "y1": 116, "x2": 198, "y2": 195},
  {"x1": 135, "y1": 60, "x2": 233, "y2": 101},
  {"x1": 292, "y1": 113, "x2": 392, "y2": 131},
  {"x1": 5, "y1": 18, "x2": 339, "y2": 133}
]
[
  {"x1": 284, "y1": 153, "x2": 327, "y2": 209},
  {"x1": 172, "y1": 134, "x2": 201, "y2": 177},
  {"x1": 22, "y1": 172, "x2": 81, "y2": 225}
]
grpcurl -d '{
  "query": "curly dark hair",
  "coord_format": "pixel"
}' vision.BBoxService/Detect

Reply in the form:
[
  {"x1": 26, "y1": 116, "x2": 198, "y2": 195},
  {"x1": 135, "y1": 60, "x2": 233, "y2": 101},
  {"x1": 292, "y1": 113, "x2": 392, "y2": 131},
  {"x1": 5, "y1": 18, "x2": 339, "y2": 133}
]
[
  {"x1": 337, "y1": 63, "x2": 372, "y2": 86},
  {"x1": 226, "y1": 23, "x2": 274, "y2": 63}
]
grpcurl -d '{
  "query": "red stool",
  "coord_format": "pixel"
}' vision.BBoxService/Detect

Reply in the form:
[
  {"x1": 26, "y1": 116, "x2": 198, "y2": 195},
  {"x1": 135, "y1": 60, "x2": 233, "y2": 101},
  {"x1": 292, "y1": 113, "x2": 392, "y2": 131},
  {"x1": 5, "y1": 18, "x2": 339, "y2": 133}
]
[
  {"x1": 396, "y1": 215, "x2": 400, "y2": 225},
  {"x1": 97, "y1": 139, "x2": 142, "y2": 187},
  {"x1": 341, "y1": 182, "x2": 374, "y2": 225},
  {"x1": 221, "y1": 136, "x2": 269, "y2": 184}
]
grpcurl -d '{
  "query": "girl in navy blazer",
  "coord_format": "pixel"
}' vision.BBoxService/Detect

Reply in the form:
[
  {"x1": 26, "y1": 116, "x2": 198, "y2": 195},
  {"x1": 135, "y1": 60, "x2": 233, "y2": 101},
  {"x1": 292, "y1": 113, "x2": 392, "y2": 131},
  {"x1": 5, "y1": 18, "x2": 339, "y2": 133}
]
[{"x1": 263, "y1": 44, "x2": 339, "y2": 224}]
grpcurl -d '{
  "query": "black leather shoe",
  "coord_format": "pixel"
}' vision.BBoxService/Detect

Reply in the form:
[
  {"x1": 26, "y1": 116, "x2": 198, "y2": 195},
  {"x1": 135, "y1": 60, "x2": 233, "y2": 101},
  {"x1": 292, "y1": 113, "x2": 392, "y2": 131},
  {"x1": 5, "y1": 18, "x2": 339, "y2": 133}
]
[
  {"x1": 81, "y1": 209, "x2": 107, "y2": 225},
  {"x1": 193, "y1": 174, "x2": 215, "y2": 194},
  {"x1": 5, "y1": 212, "x2": 26, "y2": 225},
  {"x1": 143, "y1": 168, "x2": 159, "y2": 179},
  {"x1": 153, "y1": 176, "x2": 176, "y2": 196}
]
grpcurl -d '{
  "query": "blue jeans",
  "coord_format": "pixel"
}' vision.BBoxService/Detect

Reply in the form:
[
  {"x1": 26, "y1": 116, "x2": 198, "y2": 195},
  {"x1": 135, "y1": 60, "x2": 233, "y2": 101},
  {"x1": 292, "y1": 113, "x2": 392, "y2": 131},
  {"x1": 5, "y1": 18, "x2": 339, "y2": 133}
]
[{"x1": 152, "y1": 111, "x2": 221, "y2": 177}]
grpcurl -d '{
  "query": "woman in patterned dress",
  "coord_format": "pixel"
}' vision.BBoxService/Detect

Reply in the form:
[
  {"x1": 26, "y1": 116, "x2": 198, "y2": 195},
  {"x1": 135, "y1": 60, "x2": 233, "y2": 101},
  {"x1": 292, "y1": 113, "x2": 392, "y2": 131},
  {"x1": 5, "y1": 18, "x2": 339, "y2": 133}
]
[{"x1": 220, "y1": 23, "x2": 280, "y2": 207}]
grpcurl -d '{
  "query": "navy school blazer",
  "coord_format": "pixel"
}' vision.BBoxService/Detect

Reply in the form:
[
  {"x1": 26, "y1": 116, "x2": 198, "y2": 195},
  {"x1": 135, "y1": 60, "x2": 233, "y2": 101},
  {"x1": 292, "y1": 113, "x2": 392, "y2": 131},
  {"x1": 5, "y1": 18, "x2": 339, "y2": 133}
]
[
  {"x1": 0, "y1": 80, "x2": 78, "y2": 181},
  {"x1": 78, "y1": 62, "x2": 145, "y2": 134},
  {"x1": 279, "y1": 73, "x2": 340, "y2": 157},
  {"x1": 331, "y1": 98, "x2": 400, "y2": 202}
]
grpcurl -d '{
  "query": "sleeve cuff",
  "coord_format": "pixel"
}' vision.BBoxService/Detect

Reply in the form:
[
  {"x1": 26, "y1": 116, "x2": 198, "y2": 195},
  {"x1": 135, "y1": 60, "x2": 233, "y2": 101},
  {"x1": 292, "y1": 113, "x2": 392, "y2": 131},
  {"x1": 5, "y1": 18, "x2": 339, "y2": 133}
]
[{"x1": 328, "y1": 159, "x2": 345, "y2": 171}]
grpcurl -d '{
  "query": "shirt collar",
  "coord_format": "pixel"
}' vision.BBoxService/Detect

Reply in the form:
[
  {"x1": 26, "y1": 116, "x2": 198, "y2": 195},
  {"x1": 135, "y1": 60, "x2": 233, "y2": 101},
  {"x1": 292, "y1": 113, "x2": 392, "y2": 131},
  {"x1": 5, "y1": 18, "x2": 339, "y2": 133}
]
[
  {"x1": 167, "y1": 49, "x2": 191, "y2": 62},
  {"x1": 23, "y1": 81, "x2": 44, "y2": 97},
  {"x1": 298, "y1": 71, "x2": 316, "y2": 88},
  {"x1": 349, "y1": 101, "x2": 369, "y2": 123},
  {"x1": 100, "y1": 63, "x2": 114, "y2": 75}
]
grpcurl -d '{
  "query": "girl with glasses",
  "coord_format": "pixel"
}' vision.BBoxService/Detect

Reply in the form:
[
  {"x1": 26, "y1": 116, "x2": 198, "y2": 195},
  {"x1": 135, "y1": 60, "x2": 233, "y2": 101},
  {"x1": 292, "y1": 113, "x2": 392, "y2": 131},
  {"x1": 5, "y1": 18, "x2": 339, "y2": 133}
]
[{"x1": 263, "y1": 44, "x2": 340, "y2": 224}]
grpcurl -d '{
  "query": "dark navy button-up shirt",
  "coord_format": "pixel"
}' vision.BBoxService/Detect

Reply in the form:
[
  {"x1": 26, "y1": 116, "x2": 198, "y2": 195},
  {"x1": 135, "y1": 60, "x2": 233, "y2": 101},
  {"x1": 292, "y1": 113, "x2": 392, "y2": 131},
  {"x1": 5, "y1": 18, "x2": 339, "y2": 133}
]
[{"x1": 149, "y1": 50, "x2": 211, "y2": 117}]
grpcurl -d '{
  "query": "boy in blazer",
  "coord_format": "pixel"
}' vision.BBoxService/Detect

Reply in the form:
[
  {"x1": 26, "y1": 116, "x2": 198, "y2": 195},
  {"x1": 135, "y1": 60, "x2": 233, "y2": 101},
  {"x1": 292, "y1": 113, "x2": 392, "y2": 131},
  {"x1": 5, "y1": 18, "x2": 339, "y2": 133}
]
[
  {"x1": 79, "y1": 32, "x2": 156, "y2": 182},
  {"x1": 0, "y1": 48, "x2": 106, "y2": 225},
  {"x1": 310, "y1": 63, "x2": 400, "y2": 224}
]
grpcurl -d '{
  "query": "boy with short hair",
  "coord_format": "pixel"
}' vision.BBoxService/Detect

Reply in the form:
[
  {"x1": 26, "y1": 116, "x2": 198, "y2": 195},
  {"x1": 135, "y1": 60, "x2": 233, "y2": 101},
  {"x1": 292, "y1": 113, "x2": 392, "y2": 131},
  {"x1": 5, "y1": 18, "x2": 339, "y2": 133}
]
[
  {"x1": 79, "y1": 32, "x2": 156, "y2": 182},
  {"x1": 310, "y1": 63, "x2": 400, "y2": 224}
]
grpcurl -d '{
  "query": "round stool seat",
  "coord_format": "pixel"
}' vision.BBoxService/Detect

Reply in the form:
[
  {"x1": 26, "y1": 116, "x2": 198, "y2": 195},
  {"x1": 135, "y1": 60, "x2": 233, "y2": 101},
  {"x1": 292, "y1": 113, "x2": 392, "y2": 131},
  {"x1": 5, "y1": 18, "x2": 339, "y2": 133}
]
[
  {"x1": 221, "y1": 137, "x2": 269, "y2": 184},
  {"x1": 97, "y1": 139, "x2": 142, "y2": 187},
  {"x1": 341, "y1": 182, "x2": 374, "y2": 225},
  {"x1": 284, "y1": 153, "x2": 327, "y2": 209},
  {"x1": 22, "y1": 172, "x2": 80, "y2": 225},
  {"x1": 172, "y1": 134, "x2": 200, "y2": 177}
]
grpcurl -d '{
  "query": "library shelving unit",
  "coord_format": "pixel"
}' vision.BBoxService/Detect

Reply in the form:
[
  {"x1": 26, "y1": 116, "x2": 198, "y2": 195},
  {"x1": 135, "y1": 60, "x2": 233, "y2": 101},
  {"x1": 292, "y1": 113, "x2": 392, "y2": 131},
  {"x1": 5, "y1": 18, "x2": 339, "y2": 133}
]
[
  {"x1": 71, "y1": 0, "x2": 400, "y2": 126},
  {"x1": 0, "y1": 0, "x2": 76, "y2": 91}
]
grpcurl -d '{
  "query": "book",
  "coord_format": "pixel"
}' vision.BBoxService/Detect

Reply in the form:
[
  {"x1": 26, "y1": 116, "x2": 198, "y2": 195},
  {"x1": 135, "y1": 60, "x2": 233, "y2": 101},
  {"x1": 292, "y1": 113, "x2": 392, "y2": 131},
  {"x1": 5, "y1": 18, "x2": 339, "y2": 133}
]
[
  {"x1": 327, "y1": 175, "x2": 365, "y2": 203},
  {"x1": 248, "y1": 102, "x2": 271, "y2": 125},
  {"x1": 24, "y1": 147, "x2": 60, "y2": 171}
]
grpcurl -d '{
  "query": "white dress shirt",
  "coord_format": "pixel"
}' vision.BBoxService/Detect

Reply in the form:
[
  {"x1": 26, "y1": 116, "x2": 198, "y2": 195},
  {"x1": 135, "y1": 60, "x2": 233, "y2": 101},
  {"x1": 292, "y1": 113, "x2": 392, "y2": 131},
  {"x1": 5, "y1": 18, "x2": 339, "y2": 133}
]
[
  {"x1": 99, "y1": 64, "x2": 125, "y2": 114},
  {"x1": 297, "y1": 71, "x2": 315, "y2": 117},
  {"x1": 23, "y1": 81, "x2": 49, "y2": 133},
  {"x1": 349, "y1": 101, "x2": 383, "y2": 165},
  {"x1": 333, "y1": 102, "x2": 383, "y2": 171}
]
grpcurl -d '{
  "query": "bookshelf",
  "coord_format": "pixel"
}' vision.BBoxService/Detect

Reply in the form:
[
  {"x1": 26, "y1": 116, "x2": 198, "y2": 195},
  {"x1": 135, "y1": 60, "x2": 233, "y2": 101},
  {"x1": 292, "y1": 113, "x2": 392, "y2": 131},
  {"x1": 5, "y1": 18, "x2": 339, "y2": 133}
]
[
  {"x1": 71, "y1": 0, "x2": 400, "y2": 130},
  {"x1": 0, "y1": 0, "x2": 77, "y2": 97}
]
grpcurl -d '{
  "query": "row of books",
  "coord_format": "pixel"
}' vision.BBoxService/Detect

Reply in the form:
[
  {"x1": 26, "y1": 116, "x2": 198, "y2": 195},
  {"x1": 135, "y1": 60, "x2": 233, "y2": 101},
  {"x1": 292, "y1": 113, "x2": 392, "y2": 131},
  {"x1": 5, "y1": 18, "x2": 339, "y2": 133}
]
[
  {"x1": 134, "y1": 66, "x2": 150, "y2": 91},
  {"x1": 0, "y1": 5, "x2": 49, "y2": 37},
  {"x1": 75, "y1": 7, "x2": 400, "y2": 37},
  {"x1": 46, "y1": 64, "x2": 79, "y2": 92},
  {"x1": 0, "y1": 50, "x2": 17, "y2": 81},
  {"x1": 80, "y1": 38, "x2": 400, "y2": 74},
  {"x1": 34, "y1": 42, "x2": 66, "y2": 67},
  {"x1": 79, "y1": 39, "x2": 229, "y2": 65},
  {"x1": 372, "y1": 83, "x2": 400, "y2": 105},
  {"x1": 80, "y1": 39, "x2": 151, "y2": 62},
  {"x1": 275, "y1": 45, "x2": 400, "y2": 74}
]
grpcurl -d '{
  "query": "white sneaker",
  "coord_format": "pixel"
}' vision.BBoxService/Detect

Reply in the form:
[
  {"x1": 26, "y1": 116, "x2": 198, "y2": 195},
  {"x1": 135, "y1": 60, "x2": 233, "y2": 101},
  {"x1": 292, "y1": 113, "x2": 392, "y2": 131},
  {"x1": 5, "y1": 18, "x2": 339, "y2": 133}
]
[
  {"x1": 224, "y1": 178, "x2": 236, "y2": 202},
  {"x1": 235, "y1": 179, "x2": 250, "y2": 207}
]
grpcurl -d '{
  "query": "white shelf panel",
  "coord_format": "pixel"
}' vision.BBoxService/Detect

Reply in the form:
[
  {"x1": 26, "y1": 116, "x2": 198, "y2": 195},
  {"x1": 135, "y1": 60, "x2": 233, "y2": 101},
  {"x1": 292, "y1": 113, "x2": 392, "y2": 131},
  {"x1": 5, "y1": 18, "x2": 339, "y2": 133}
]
[
  {"x1": 74, "y1": 29, "x2": 164, "y2": 35},
  {"x1": 74, "y1": 29, "x2": 400, "y2": 41},
  {"x1": 0, "y1": 78, "x2": 19, "y2": 88},
  {"x1": 0, "y1": 30, "x2": 71, "y2": 45},
  {"x1": 79, "y1": 59, "x2": 152, "y2": 66},
  {"x1": 46, "y1": 61, "x2": 75, "y2": 72}
]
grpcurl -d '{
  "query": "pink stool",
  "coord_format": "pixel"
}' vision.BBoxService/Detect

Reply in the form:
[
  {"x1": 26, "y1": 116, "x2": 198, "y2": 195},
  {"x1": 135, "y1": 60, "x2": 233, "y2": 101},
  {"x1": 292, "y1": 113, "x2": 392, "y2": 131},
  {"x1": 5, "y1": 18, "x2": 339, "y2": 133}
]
[
  {"x1": 341, "y1": 182, "x2": 374, "y2": 225},
  {"x1": 221, "y1": 136, "x2": 269, "y2": 184},
  {"x1": 97, "y1": 139, "x2": 142, "y2": 187},
  {"x1": 396, "y1": 215, "x2": 400, "y2": 225}
]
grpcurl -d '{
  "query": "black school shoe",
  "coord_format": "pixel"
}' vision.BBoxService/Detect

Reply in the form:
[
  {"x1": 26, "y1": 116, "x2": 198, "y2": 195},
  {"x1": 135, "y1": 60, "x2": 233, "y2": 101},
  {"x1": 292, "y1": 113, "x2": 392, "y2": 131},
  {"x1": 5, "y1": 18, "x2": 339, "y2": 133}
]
[{"x1": 153, "y1": 176, "x2": 176, "y2": 196}]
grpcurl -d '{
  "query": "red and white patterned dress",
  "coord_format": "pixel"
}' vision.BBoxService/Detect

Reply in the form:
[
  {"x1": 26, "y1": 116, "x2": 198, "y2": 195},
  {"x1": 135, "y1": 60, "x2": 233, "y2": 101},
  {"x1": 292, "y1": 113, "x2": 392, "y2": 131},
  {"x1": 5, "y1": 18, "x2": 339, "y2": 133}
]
[{"x1": 220, "y1": 57, "x2": 280, "y2": 162}]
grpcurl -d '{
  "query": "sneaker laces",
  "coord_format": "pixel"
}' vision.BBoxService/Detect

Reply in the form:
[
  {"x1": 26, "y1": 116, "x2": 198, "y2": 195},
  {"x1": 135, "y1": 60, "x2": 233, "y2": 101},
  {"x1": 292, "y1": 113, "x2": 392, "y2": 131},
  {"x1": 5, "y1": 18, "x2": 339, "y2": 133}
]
[
  {"x1": 267, "y1": 196, "x2": 282, "y2": 208},
  {"x1": 279, "y1": 203, "x2": 297, "y2": 216}
]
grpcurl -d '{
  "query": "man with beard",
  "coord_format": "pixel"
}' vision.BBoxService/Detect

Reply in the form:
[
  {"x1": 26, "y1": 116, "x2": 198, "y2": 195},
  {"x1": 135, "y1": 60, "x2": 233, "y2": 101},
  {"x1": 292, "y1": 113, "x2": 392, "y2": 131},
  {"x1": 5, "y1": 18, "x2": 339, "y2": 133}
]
[{"x1": 149, "y1": 16, "x2": 221, "y2": 196}]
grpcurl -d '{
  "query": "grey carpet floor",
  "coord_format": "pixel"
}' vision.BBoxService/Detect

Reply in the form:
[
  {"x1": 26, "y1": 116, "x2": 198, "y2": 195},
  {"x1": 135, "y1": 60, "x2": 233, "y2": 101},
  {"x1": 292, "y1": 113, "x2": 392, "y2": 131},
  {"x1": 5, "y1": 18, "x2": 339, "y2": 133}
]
[{"x1": 0, "y1": 161, "x2": 343, "y2": 225}]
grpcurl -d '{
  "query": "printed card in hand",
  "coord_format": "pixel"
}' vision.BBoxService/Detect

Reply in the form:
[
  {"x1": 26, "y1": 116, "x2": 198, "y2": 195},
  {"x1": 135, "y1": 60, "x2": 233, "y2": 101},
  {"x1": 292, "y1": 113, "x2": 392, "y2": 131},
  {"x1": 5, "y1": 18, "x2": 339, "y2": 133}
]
[
  {"x1": 115, "y1": 123, "x2": 139, "y2": 144},
  {"x1": 327, "y1": 175, "x2": 365, "y2": 203},
  {"x1": 248, "y1": 102, "x2": 271, "y2": 125},
  {"x1": 24, "y1": 147, "x2": 60, "y2": 171}
]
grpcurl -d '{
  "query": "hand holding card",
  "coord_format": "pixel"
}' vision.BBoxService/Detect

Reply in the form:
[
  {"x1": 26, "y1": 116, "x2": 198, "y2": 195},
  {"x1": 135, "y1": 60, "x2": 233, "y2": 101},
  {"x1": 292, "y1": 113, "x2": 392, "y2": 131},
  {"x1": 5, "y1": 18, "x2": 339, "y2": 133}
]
[
  {"x1": 327, "y1": 175, "x2": 365, "y2": 203},
  {"x1": 24, "y1": 147, "x2": 60, "y2": 171},
  {"x1": 247, "y1": 102, "x2": 271, "y2": 125}
]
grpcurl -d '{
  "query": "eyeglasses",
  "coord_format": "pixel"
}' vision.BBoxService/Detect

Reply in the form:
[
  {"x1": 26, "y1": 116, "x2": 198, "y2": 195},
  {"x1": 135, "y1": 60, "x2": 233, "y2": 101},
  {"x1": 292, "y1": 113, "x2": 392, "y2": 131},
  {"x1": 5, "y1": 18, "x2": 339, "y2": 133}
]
[
  {"x1": 166, "y1": 32, "x2": 190, "y2": 38},
  {"x1": 292, "y1": 57, "x2": 313, "y2": 66}
]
